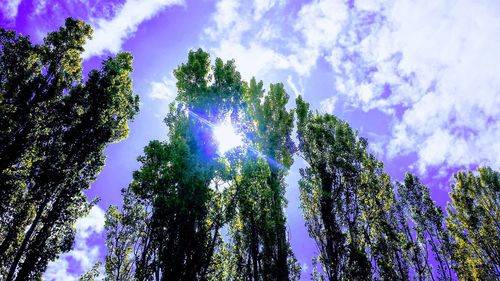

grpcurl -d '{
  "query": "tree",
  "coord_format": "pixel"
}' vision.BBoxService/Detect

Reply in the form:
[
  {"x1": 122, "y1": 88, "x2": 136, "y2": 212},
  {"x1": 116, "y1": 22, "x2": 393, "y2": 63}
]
[
  {"x1": 0, "y1": 18, "x2": 139, "y2": 280},
  {"x1": 226, "y1": 78, "x2": 300, "y2": 281},
  {"x1": 104, "y1": 49, "x2": 246, "y2": 280},
  {"x1": 396, "y1": 174, "x2": 454, "y2": 281},
  {"x1": 296, "y1": 96, "x2": 427, "y2": 281},
  {"x1": 447, "y1": 167, "x2": 500, "y2": 280},
  {"x1": 295, "y1": 96, "x2": 371, "y2": 280},
  {"x1": 104, "y1": 49, "x2": 301, "y2": 280},
  {"x1": 104, "y1": 186, "x2": 149, "y2": 281},
  {"x1": 358, "y1": 155, "x2": 410, "y2": 280}
]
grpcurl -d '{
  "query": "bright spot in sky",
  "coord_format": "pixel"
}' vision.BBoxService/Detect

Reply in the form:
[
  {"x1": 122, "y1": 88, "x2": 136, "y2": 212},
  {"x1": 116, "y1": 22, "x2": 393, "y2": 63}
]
[{"x1": 213, "y1": 120, "x2": 243, "y2": 154}]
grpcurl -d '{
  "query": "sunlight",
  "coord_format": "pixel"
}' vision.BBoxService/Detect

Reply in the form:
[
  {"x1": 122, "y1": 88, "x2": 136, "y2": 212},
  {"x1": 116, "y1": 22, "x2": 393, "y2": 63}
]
[{"x1": 213, "y1": 120, "x2": 243, "y2": 154}]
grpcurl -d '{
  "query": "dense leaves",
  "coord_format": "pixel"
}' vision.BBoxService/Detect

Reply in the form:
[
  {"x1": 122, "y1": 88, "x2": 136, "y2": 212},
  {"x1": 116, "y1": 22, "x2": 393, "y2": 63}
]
[
  {"x1": 396, "y1": 174, "x2": 454, "y2": 280},
  {"x1": 295, "y1": 96, "x2": 498, "y2": 281},
  {"x1": 104, "y1": 49, "x2": 301, "y2": 281},
  {"x1": 296, "y1": 96, "x2": 371, "y2": 280},
  {"x1": 227, "y1": 79, "x2": 299, "y2": 281},
  {"x1": 447, "y1": 167, "x2": 500, "y2": 280},
  {"x1": 0, "y1": 18, "x2": 139, "y2": 280}
]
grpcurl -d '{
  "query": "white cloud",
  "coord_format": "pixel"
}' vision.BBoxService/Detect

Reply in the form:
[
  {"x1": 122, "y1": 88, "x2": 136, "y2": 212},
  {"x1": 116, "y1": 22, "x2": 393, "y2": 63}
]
[
  {"x1": 206, "y1": 0, "x2": 246, "y2": 41},
  {"x1": 83, "y1": 0, "x2": 184, "y2": 59},
  {"x1": 253, "y1": 0, "x2": 284, "y2": 20},
  {"x1": 0, "y1": 0, "x2": 22, "y2": 21},
  {"x1": 204, "y1": 0, "x2": 330, "y2": 80},
  {"x1": 43, "y1": 258, "x2": 73, "y2": 281},
  {"x1": 329, "y1": 0, "x2": 500, "y2": 172},
  {"x1": 286, "y1": 75, "x2": 303, "y2": 99},
  {"x1": 44, "y1": 206, "x2": 105, "y2": 281},
  {"x1": 212, "y1": 40, "x2": 294, "y2": 80},
  {"x1": 319, "y1": 96, "x2": 337, "y2": 114},
  {"x1": 149, "y1": 74, "x2": 177, "y2": 101},
  {"x1": 294, "y1": 0, "x2": 347, "y2": 52}
]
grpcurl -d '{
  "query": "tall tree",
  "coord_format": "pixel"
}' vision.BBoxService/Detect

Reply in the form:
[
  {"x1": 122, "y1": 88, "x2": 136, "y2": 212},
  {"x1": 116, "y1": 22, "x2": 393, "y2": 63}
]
[
  {"x1": 104, "y1": 186, "x2": 148, "y2": 281},
  {"x1": 128, "y1": 111, "x2": 223, "y2": 280},
  {"x1": 358, "y1": 155, "x2": 410, "y2": 280},
  {"x1": 446, "y1": 167, "x2": 500, "y2": 280},
  {"x1": 225, "y1": 78, "x2": 300, "y2": 281},
  {"x1": 296, "y1": 96, "x2": 427, "y2": 280},
  {"x1": 105, "y1": 50, "x2": 300, "y2": 280},
  {"x1": 396, "y1": 174, "x2": 454, "y2": 281},
  {"x1": 295, "y1": 96, "x2": 371, "y2": 280},
  {"x1": 104, "y1": 49, "x2": 245, "y2": 280},
  {"x1": 0, "y1": 18, "x2": 139, "y2": 280}
]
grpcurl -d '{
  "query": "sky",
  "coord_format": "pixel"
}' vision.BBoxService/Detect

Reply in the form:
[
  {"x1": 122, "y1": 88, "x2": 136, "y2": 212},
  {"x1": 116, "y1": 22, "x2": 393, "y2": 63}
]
[{"x1": 1, "y1": 0, "x2": 499, "y2": 279}]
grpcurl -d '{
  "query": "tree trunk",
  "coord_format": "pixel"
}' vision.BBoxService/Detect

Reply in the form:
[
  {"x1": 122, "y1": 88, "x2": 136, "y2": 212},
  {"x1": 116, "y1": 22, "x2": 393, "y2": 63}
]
[{"x1": 6, "y1": 197, "x2": 47, "y2": 281}]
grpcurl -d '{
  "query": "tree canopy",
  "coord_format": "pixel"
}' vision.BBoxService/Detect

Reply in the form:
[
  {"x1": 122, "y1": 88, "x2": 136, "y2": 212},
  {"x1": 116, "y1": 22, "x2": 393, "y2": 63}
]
[{"x1": 0, "y1": 18, "x2": 139, "y2": 280}]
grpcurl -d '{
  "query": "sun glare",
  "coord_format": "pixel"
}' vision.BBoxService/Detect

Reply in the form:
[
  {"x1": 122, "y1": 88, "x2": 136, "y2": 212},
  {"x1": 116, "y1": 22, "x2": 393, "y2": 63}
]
[{"x1": 213, "y1": 121, "x2": 243, "y2": 154}]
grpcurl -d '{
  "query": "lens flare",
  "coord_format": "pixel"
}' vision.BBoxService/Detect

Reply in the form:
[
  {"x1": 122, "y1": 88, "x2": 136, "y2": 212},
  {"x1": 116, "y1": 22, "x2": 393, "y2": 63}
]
[{"x1": 213, "y1": 121, "x2": 243, "y2": 154}]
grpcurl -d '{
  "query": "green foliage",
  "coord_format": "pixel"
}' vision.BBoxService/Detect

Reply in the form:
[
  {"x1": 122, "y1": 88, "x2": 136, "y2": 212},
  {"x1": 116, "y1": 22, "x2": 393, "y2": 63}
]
[
  {"x1": 104, "y1": 49, "x2": 300, "y2": 281},
  {"x1": 224, "y1": 78, "x2": 299, "y2": 281},
  {"x1": 296, "y1": 96, "x2": 371, "y2": 280},
  {"x1": 447, "y1": 167, "x2": 500, "y2": 280},
  {"x1": 396, "y1": 174, "x2": 454, "y2": 280},
  {"x1": 358, "y1": 155, "x2": 410, "y2": 281},
  {"x1": 104, "y1": 49, "x2": 247, "y2": 281},
  {"x1": 296, "y1": 96, "x2": 438, "y2": 281},
  {"x1": 174, "y1": 48, "x2": 243, "y2": 119},
  {"x1": 0, "y1": 18, "x2": 139, "y2": 280}
]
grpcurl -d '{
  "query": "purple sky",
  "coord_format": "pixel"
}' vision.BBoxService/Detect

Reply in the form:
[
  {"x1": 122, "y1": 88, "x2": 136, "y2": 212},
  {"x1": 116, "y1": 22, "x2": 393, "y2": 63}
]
[{"x1": 2, "y1": 0, "x2": 499, "y2": 280}]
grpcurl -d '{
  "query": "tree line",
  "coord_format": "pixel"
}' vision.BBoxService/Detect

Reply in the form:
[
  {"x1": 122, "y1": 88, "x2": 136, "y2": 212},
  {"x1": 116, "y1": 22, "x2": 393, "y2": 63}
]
[{"x1": 0, "y1": 19, "x2": 498, "y2": 281}]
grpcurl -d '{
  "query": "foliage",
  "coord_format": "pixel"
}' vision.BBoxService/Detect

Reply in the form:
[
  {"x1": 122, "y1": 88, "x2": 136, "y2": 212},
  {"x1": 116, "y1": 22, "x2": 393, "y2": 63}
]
[
  {"x1": 447, "y1": 167, "x2": 500, "y2": 280},
  {"x1": 104, "y1": 186, "x2": 148, "y2": 281},
  {"x1": 396, "y1": 174, "x2": 454, "y2": 280},
  {"x1": 225, "y1": 78, "x2": 299, "y2": 281},
  {"x1": 358, "y1": 155, "x2": 410, "y2": 281},
  {"x1": 0, "y1": 18, "x2": 139, "y2": 280},
  {"x1": 104, "y1": 49, "x2": 300, "y2": 281},
  {"x1": 296, "y1": 96, "x2": 372, "y2": 280},
  {"x1": 295, "y1": 96, "x2": 459, "y2": 281}
]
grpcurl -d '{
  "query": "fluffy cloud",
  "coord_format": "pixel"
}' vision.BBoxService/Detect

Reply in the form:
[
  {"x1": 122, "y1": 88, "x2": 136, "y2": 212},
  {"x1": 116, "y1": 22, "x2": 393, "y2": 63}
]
[
  {"x1": 327, "y1": 0, "x2": 500, "y2": 173},
  {"x1": 286, "y1": 75, "x2": 303, "y2": 99},
  {"x1": 83, "y1": 0, "x2": 184, "y2": 59},
  {"x1": 204, "y1": 0, "x2": 500, "y2": 174},
  {"x1": 204, "y1": 0, "x2": 321, "y2": 79},
  {"x1": 149, "y1": 74, "x2": 177, "y2": 101},
  {"x1": 0, "y1": 0, "x2": 22, "y2": 21},
  {"x1": 319, "y1": 97, "x2": 338, "y2": 114},
  {"x1": 44, "y1": 206, "x2": 106, "y2": 281}
]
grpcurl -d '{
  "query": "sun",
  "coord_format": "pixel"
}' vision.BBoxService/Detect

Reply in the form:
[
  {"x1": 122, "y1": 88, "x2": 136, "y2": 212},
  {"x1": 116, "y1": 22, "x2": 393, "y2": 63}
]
[{"x1": 213, "y1": 120, "x2": 243, "y2": 154}]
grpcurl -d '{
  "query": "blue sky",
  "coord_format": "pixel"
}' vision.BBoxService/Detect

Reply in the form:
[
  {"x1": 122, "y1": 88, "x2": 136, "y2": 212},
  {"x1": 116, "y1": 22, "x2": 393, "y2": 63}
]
[{"x1": 1, "y1": 0, "x2": 499, "y2": 279}]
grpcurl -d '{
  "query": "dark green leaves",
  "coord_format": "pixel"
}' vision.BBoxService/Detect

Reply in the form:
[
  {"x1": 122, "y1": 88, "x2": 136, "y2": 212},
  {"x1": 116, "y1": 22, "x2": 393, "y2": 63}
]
[{"x1": 0, "y1": 18, "x2": 138, "y2": 280}]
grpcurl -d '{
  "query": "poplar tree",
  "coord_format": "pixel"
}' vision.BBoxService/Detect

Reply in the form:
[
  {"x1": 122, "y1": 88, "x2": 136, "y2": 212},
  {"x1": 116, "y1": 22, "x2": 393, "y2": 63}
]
[
  {"x1": 358, "y1": 155, "x2": 410, "y2": 280},
  {"x1": 396, "y1": 174, "x2": 454, "y2": 280},
  {"x1": 105, "y1": 50, "x2": 300, "y2": 280},
  {"x1": 296, "y1": 96, "x2": 421, "y2": 281},
  {"x1": 0, "y1": 18, "x2": 139, "y2": 280},
  {"x1": 105, "y1": 49, "x2": 245, "y2": 280},
  {"x1": 104, "y1": 187, "x2": 147, "y2": 281},
  {"x1": 295, "y1": 96, "x2": 371, "y2": 280},
  {"x1": 227, "y1": 78, "x2": 300, "y2": 281},
  {"x1": 447, "y1": 167, "x2": 500, "y2": 280}
]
